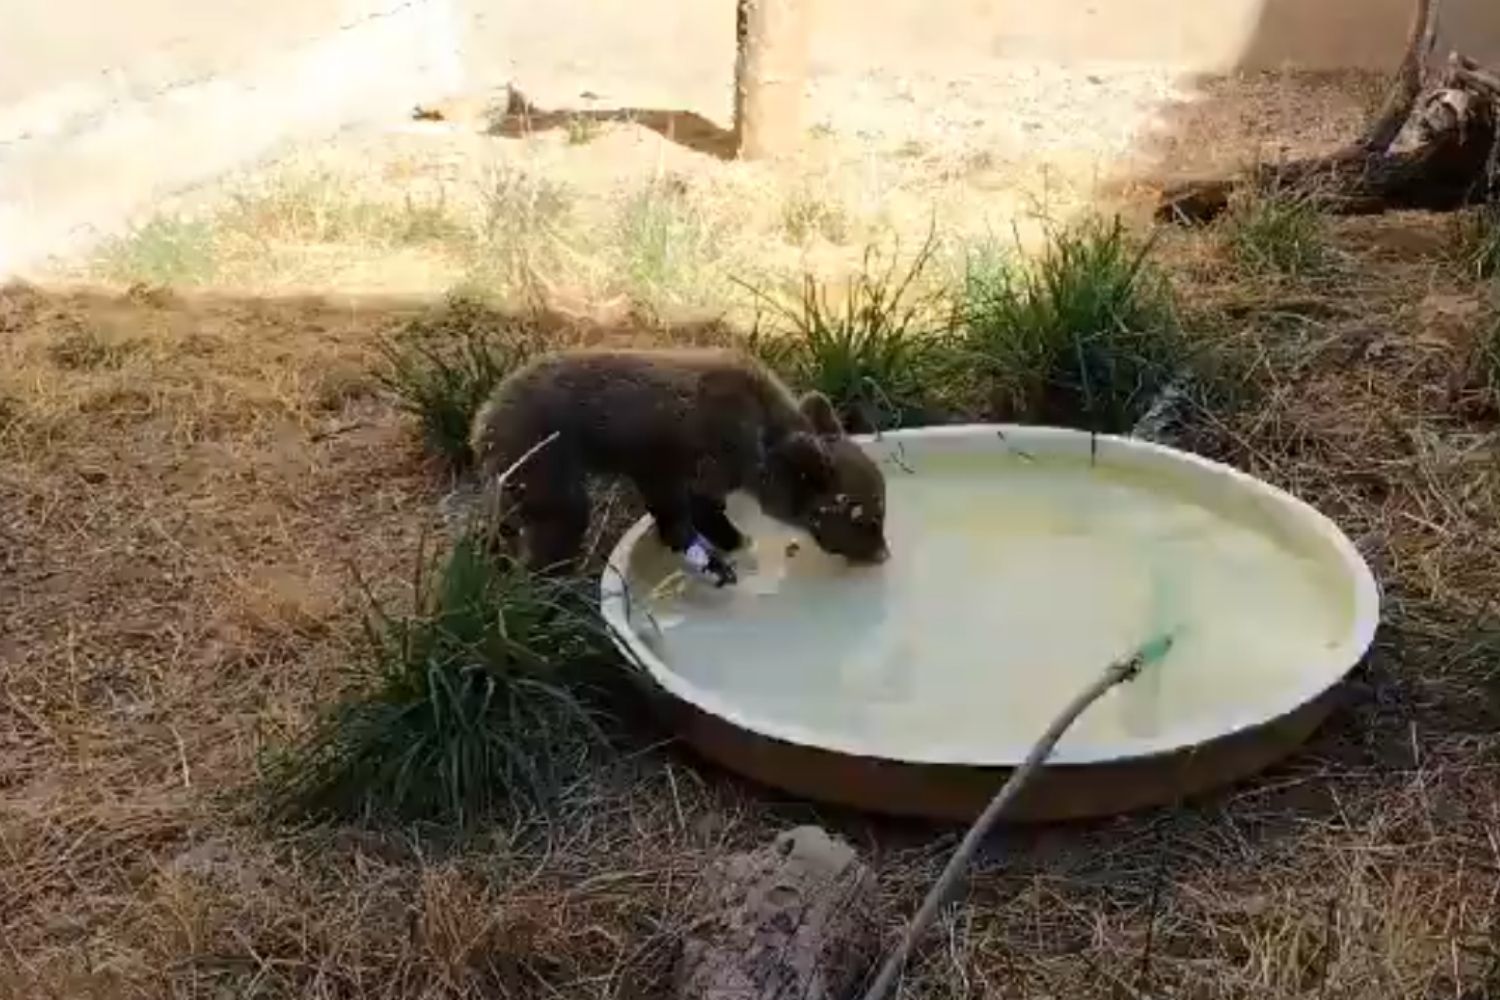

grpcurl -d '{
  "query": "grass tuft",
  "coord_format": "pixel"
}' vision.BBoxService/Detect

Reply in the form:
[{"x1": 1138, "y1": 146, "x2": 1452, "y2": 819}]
[
  {"x1": 47, "y1": 327, "x2": 139, "y2": 371},
  {"x1": 471, "y1": 164, "x2": 575, "y2": 298},
  {"x1": 96, "y1": 216, "x2": 218, "y2": 286},
  {"x1": 954, "y1": 216, "x2": 1184, "y2": 431},
  {"x1": 566, "y1": 114, "x2": 602, "y2": 146},
  {"x1": 93, "y1": 175, "x2": 474, "y2": 287},
  {"x1": 615, "y1": 178, "x2": 719, "y2": 317},
  {"x1": 260, "y1": 534, "x2": 619, "y2": 826},
  {"x1": 1221, "y1": 186, "x2": 1331, "y2": 277},
  {"x1": 375, "y1": 294, "x2": 537, "y2": 468},
  {"x1": 1455, "y1": 203, "x2": 1500, "y2": 282},
  {"x1": 222, "y1": 173, "x2": 467, "y2": 248},
  {"x1": 1459, "y1": 310, "x2": 1500, "y2": 416},
  {"x1": 781, "y1": 186, "x2": 850, "y2": 245},
  {"x1": 391, "y1": 191, "x2": 470, "y2": 245},
  {"x1": 743, "y1": 234, "x2": 950, "y2": 432}
]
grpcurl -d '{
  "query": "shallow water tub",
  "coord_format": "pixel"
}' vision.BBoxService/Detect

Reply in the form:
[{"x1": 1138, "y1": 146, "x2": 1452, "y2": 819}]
[{"x1": 600, "y1": 424, "x2": 1380, "y2": 822}]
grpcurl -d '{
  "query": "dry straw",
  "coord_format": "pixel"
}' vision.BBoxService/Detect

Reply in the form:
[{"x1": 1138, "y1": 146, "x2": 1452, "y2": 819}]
[{"x1": 862, "y1": 632, "x2": 1176, "y2": 1000}]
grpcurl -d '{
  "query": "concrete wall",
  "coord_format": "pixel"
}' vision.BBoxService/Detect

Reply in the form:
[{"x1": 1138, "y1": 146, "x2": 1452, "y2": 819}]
[
  {"x1": 456, "y1": 0, "x2": 1500, "y2": 143},
  {"x1": 461, "y1": 0, "x2": 1500, "y2": 102},
  {"x1": 809, "y1": 0, "x2": 1497, "y2": 71},
  {"x1": 461, "y1": 0, "x2": 728, "y2": 110}
]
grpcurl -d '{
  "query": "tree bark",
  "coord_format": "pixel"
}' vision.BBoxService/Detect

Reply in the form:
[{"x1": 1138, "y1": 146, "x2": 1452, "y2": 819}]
[{"x1": 734, "y1": 0, "x2": 812, "y2": 159}]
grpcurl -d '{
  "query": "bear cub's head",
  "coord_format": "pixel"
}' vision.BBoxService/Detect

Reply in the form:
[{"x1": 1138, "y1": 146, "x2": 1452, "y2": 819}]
[{"x1": 762, "y1": 392, "x2": 889, "y2": 565}]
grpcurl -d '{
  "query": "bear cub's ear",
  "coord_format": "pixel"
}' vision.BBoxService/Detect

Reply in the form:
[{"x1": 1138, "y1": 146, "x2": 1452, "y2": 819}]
[{"x1": 798, "y1": 391, "x2": 843, "y2": 437}]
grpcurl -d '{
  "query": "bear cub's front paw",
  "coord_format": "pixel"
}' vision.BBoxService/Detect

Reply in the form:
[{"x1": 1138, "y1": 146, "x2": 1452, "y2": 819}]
[{"x1": 683, "y1": 536, "x2": 738, "y2": 588}]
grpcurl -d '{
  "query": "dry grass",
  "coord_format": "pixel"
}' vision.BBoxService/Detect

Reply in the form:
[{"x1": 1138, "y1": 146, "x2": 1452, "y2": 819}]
[
  {"x1": 1454, "y1": 204, "x2": 1500, "y2": 282},
  {"x1": 7, "y1": 64, "x2": 1500, "y2": 1000},
  {"x1": 7, "y1": 209, "x2": 1500, "y2": 999},
  {"x1": 64, "y1": 82, "x2": 1166, "y2": 323},
  {"x1": 1221, "y1": 186, "x2": 1335, "y2": 278}
]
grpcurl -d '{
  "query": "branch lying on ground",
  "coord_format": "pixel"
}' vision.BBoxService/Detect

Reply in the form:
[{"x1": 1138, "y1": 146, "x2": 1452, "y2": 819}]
[{"x1": 1157, "y1": 36, "x2": 1500, "y2": 225}]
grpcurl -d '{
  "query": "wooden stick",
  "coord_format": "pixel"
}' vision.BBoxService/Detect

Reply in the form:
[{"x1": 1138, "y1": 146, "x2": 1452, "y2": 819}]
[
  {"x1": 1454, "y1": 63, "x2": 1500, "y2": 98},
  {"x1": 859, "y1": 638, "x2": 1172, "y2": 1000},
  {"x1": 477, "y1": 430, "x2": 560, "y2": 544}
]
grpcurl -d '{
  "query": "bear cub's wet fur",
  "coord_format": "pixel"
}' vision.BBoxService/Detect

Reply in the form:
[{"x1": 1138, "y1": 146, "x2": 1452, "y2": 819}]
[{"x1": 470, "y1": 348, "x2": 889, "y2": 583}]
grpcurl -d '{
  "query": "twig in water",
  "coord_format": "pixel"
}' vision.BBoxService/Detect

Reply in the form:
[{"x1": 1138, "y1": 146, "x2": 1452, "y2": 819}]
[
  {"x1": 859, "y1": 633, "x2": 1175, "y2": 1000},
  {"x1": 887, "y1": 441, "x2": 915, "y2": 475},
  {"x1": 994, "y1": 428, "x2": 1036, "y2": 462}
]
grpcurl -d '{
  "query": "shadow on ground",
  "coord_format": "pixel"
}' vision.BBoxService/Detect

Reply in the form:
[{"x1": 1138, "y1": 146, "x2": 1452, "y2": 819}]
[
  {"x1": 1111, "y1": 0, "x2": 1411, "y2": 200},
  {"x1": 489, "y1": 107, "x2": 738, "y2": 159}
]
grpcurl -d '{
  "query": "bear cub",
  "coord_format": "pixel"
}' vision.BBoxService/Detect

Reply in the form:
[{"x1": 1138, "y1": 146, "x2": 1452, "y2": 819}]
[{"x1": 470, "y1": 348, "x2": 889, "y2": 585}]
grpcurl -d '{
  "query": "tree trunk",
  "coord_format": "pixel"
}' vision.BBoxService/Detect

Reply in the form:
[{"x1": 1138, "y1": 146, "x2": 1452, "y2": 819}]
[
  {"x1": 1354, "y1": 0, "x2": 1438, "y2": 154},
  {"x1": 734, "y1": 0, "x2": 811, "y2": 159}
]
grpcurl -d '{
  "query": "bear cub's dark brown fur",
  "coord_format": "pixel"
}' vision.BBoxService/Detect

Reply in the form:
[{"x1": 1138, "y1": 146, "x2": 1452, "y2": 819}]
[{"x1": 470, "y1": 348, "x2": 889, "y2": 583}]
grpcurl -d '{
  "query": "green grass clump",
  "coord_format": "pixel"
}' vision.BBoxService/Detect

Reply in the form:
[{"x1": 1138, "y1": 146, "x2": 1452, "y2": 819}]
[
  {"x1": 1222, "y1": 187, "x2": 1331, "y2": 277},
  {"x1": 1463, "y1": 311, "x2": 1500, "y2": 414},
  {"x1": 220, "y1": 172, "x2": 468, "y2": 249},
  {"x1": 743, "y1": 236, "x2": 950, "y2": 433},
  {"x1": 261, "y1": 535, "x2": 619, "y2": 826},
  {"x1": 96, "y1": 215, "x2": 218, "y2": 286},
  {"x1": 615, "y1": 178, "x2": 719, "y2": 316},
  {"x1": 376, "y1": 294, "x2": 536, "y2": 468},
  {"x1": 1456, "y1": 203, "x2": 1500, "y2": 282},
  {"x1": 781, "y1": 186, "x2": 849, "y2": 245},
  {"x1": 471, "y1": 165, "x2": 575, "y2": 298},
  {"x1": 954, "y1": 216, "x2": 1183, "y2": 431},
  {"x1": 566, "y1": 114, "x2": 602, "y2": 145},
  {"x1": 389, "y1": 191, "x2": 471, "y2": 245}
]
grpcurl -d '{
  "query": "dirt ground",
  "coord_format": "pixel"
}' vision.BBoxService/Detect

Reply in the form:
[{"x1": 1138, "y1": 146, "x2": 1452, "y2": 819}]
[
  {"x1": 4, "y1": 66, "x2": 1500, "y2": 999},
  {"x1": 31, "y1": 65, "x2": 1384, "y2": 304}
]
